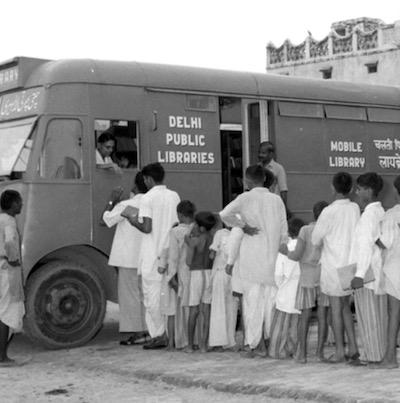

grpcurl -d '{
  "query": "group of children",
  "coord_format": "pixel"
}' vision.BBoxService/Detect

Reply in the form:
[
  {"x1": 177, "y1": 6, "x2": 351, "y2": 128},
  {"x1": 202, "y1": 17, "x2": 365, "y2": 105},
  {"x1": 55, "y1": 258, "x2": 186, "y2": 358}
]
[{"x1": 155, "y1": 168, "x2": 400, "y2": 370}]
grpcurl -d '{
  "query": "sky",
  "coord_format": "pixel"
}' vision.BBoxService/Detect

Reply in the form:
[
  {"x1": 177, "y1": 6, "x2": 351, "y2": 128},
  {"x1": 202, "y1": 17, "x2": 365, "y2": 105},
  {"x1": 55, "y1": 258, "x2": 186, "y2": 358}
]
[{"x1": 0, "y1": 0, "x2": 398, "y2": 73}]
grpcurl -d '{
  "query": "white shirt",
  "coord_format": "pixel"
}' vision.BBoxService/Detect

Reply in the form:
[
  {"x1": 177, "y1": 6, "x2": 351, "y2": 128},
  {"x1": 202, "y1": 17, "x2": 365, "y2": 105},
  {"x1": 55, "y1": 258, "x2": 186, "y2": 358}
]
[
  {"x1": 96, "y1": 149, "x2": 113, "y2": 165},
  {"x1": 275, "y1": 238, "x2": 301, "y2": 314},
  {"x1": 312, "y1": 199, "x2": 360, "y2": 296},
  {"x1": 210, "y1": 228, "x2": 230, "y2": 271},
  {"x1": 380, "y1": 204, "x2": 400, "y2": 299},
  {"x1": 220, "y1": 187, "x2": 288, "y2": 285},
  {"x1": 349, "y1": 202, "x2": 385, "y2": 294},
  {"x1": 138, "y1": 185, "x2": 180, "y2": 280},
  {"x1": 264, "y1": 159, "x2": 288, "y2": 195},
  {"x1": 102, "y1": 193, "x2": 144, "y2": 268}
]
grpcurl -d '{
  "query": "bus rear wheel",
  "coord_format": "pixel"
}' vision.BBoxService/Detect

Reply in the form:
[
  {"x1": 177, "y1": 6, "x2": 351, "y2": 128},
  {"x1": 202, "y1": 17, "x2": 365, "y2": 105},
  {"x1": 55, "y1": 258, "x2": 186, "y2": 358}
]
[{"x1": 24, "y1": 260, "x2": 106, "y2": 349}]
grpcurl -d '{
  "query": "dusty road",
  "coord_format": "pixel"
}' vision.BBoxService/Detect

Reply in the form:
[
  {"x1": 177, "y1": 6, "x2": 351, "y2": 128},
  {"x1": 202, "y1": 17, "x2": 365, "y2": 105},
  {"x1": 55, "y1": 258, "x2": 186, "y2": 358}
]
[{"x1": 2, "y1": 303, "x2": 309, "y2": 403}]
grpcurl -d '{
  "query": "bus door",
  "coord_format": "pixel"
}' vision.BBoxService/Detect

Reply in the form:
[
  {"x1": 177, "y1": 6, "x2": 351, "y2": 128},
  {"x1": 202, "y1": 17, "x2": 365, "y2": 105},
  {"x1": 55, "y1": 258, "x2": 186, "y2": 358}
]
[
  {"x1": 25, "y1": 115, "x2": 91, "y2": 266},
  {"x1": 92, "y1": 119, "x2": 139, "y2": 253},
  {"x1": 219, "y1": 98, "x2": 269, "y2": 205}
]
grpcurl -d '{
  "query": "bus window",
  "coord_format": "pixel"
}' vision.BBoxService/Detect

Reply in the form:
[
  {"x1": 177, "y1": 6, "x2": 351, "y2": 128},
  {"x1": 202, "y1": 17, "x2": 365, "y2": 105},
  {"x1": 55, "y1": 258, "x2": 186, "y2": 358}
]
[
  {"x1": 94, "y1": 120, "x2": 138, "y2": 169},
  {"x1": 40, "y1": 119, "x2": 83, "y2": 180}
]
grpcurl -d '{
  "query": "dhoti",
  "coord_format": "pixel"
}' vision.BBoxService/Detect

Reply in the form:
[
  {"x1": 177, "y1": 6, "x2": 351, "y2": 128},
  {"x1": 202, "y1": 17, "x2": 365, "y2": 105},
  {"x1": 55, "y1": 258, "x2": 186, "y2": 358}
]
[
  {"x1": 118, "y1": 268, "x2": 146, "y2": 333},
  {"x1": 242, "y1": 279, "x2": 277, "y2": 349},
  {"x1": 354, "y1": 287, "x2": 387, "y2": 362},
  {"x1": 141, "y1": 277, "x2": 165, "y2": 338}
]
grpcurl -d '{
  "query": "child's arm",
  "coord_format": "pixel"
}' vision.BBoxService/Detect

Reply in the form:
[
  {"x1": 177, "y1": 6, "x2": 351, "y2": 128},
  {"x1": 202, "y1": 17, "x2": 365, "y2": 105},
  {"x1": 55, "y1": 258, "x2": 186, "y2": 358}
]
[{"x1": 287, "y1": 238, "x2": 306, "y2": 262}]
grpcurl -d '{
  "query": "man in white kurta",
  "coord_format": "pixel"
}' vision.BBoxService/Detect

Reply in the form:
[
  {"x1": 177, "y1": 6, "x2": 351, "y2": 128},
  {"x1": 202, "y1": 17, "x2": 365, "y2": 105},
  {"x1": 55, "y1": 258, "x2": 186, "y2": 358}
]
[
  {"x1": 350, "y1": 173, "x2": 387, "y2": 364},
  {"x1": 374, "y1": 179, "x2": 400, "y2": 368},
  {"x1": 102, "y1": 179, "x2": 147, "y2": 342},
  {"x1": 129, "y1": 163, "x2": 180, "y2": 348},
  {"x1": 312, "y1": 171, "x2": 360, "y2": 363},
  {"x1": 220, "y1": 165, "x2": 287, "y2": 352}
]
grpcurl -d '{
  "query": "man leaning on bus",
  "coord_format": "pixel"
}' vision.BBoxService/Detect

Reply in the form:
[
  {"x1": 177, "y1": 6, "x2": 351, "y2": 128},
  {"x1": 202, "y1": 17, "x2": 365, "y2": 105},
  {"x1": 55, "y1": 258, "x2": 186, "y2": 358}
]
[{"x1": 258, "y1": 141, "x2": 288, "y2": 206}]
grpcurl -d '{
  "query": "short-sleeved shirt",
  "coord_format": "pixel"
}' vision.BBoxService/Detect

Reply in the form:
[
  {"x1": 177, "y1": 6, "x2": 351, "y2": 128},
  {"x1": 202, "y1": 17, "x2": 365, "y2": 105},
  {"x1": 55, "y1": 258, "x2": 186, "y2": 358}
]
[
  {"x1": 138, "y1": 185, "x2": 180, "y2": 280},
  {"x1": 312, "y1": 199, "x2": 360, "y2": 296},
  {"x1": 298, "y1": 223, "x2": 321, "y2": 288},
  {"x1": 264, "y1": 159, "x2": 288, "y2": 195}
]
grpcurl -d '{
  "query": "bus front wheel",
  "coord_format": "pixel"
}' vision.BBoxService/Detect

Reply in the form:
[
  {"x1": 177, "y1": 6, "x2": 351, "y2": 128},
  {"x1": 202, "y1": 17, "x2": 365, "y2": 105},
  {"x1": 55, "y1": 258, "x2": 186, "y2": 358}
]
[{"x1": 24, "y1": 260, "x2": 106, "y2": 349}]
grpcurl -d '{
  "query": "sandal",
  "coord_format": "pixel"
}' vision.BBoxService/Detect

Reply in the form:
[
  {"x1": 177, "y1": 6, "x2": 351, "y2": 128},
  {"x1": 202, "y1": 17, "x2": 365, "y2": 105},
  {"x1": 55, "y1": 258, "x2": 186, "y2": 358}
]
[{"x1": 120, "y1": 334, "x2": 149, "y2": 346}]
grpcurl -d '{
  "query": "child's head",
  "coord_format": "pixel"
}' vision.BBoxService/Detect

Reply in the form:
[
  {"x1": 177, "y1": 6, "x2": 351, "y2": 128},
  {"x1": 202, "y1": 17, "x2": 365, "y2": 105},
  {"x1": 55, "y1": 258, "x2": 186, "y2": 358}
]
[
  {"x1": 288, "y1": 217, "x2": 305, "y2": 238},
  {"x1": 194, "y1": 211, "x2": 217, "y2": 233},
  {"x1": 245, "y1": 165, "x2": 265, "y2": 189},
  {"x1": 132, "y1": 171, "x2": 148, "y2": 194},
  {"x1": 263, "y1": 168, "x2": 276, "y2": 189},
  {"x1": 177, "y1": 200, "x2": 196, "y2": 222},
  {"x1": 332, "y1": 171, "x2": 353, "y2": 196},
  {"x1": 313, "y1": 200, "x2": 329, "y2": 221},
  {"x1": 356, "y1": 172, "x2": 383, "y2": 205}
]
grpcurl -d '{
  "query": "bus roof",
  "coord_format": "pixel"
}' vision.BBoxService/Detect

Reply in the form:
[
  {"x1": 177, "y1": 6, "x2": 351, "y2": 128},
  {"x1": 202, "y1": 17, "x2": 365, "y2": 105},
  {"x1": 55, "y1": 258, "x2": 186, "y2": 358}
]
[{"x1": 20, "y1": 57, "x2": 400, "y2": 108}]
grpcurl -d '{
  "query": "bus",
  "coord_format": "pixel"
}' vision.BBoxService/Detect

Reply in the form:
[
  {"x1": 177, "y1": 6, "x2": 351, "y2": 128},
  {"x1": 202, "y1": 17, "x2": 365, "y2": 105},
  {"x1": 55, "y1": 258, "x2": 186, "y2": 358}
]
[{"x1": 0, "y1": 57, "x2": 399, "y2": 348}]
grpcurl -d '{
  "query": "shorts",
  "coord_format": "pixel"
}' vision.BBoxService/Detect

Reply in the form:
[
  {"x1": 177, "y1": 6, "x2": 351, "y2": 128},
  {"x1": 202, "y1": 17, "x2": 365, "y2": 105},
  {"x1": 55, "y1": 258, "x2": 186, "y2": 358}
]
[
  {"x1": 188, "y1": 270, "x2": 212, "y2": 306},
  {"x1": 295, "y1": 285, "x2": 330, "y2": 310}
]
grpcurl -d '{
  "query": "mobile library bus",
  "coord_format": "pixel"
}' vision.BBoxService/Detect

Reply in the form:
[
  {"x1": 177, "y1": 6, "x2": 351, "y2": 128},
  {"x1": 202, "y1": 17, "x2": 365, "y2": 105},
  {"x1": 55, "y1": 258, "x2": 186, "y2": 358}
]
[{"x1": 0, "y1": 57, "x2": 399, "y2": 348}]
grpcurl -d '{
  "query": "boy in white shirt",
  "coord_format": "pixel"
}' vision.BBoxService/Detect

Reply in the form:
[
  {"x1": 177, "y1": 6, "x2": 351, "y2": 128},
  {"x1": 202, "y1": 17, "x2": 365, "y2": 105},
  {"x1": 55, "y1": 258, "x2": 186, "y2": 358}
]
[
  {"x1": 220, "y1": 165, "x2": 287, "y2": 358},
  {"x1": 126, "y1": 162, "x2": 180, "y2": 349},
  {"x1": 350, "y1": 172, "x2": 387, "y2": 365},
  {"x1": 312, "y1": 172, "x2": 360, "y2": 363},
  {"x1": 372, "y1": 175, "x2": 400, "y2": 369},
  {"x1": 270, "y1": 217, "x2": 303, "y2": 359}
]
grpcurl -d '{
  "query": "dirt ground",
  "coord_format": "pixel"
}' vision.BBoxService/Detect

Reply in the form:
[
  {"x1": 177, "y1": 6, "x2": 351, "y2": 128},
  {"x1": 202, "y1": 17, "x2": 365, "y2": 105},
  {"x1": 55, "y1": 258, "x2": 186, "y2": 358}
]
[{"x1": 2, "y1": 303, "x2": 310, "y2": 403}]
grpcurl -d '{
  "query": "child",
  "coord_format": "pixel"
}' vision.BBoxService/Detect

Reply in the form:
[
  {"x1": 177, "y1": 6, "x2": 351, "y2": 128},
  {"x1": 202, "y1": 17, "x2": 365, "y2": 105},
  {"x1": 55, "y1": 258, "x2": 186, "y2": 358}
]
[
  {"x1": 280, "y1": 201, "x2": 329, "y2": 363},
  {"x1": 184, "y1": 211, "x2": 217, "y2": 353},
  {"x1": 209, "y1": 226, "x2": 237, "y2": 350},
  {"x1": 269, "y1": 217, "x2": 303, "y2": 359},
  {"x1": 350, "y1": 172, "x2": 387, "y2": 365},
  {"x1": 160, "y1": 200, "x2": 196, "y2": 350},
  {"x1": 372, "y1": 175, "x2": 400, "y2": 369},
  {"x1": 312, "y1": 171, "x2": 360, "y2": 363}
]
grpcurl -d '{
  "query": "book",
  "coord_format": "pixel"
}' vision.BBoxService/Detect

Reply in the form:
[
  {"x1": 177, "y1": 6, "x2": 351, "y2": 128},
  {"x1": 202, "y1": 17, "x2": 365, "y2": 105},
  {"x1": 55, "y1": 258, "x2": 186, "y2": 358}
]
[
  {"x1": 121, "y1": 205, "x2": 138, "y2": 219},
  {"x1": 337, "y1": 263, "x2": 375, "y2": 291}
]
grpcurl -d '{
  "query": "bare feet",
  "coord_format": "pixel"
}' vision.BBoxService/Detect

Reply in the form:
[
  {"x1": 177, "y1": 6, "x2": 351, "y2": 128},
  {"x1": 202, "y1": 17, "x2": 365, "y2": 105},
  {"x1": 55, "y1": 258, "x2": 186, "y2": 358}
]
[
  {"x1": 0, "y1": 357, "x2": 16, "y2": 367},
  {"x1": 183, "y1": 346, "x2": 194, "y2": 353},
  {"x1": 240, "y1": 350, "x2": 255, "y2": 359}
]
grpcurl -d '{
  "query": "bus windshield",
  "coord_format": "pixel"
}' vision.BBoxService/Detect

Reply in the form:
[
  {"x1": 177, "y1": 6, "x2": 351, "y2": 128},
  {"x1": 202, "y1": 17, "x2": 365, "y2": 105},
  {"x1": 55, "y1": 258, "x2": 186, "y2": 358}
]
[{"x1": 0, "y1": 117, "x2": 36, "y2": 178}]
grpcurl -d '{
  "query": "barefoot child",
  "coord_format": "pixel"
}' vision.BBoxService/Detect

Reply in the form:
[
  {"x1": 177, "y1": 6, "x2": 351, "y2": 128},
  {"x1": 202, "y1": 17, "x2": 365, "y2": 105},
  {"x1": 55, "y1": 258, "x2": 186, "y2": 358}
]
[
  {"x1": 209, "y1": 226, "x2": 237, "y2": 350},
  {"x1": 269, "y1": 217, "x2": 303, "y2": 359},
  {"x1": 312, "y1": 172, "x2": 360, "y2": 363},
  {"x1": 185, "y1": 212, "x2": 217, "y2": 352},
  {"x1": 159, "y1": 200, "x2": 196, "y2": 350},
  {"x1": 0, "y1": 190, "x2": 25, "y2": 365},
  {"x1": 280, "y1": 201, "x2": 329, "y2": 363}
]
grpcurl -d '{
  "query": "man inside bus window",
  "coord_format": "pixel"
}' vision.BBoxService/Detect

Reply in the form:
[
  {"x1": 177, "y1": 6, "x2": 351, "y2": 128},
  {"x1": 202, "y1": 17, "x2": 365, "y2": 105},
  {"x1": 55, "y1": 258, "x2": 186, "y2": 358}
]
[
  {"x1": 96, "y1": 131, "x2": 121, "y2": 173},
  {"x1": 258, "y1": 141, "x2": 288, "y2": 206}
]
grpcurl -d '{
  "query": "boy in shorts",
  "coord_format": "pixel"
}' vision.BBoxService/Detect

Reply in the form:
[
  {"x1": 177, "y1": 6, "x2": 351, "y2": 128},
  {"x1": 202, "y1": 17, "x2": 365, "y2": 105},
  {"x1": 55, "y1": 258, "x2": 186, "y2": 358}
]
[{"x1": 184, "y1": 212, "x2": 216, "y2": 353}]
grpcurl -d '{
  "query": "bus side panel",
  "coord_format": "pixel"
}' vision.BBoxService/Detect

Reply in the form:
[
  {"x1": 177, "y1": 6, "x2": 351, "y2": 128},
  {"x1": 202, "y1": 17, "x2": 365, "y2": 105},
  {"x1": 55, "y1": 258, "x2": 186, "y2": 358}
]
[
  {"x1": 22, "y1": 182, "x2": 91, "y2": 275},
  {"x1": 165, "y1": 171, "x2": 222, "y2": 212},
  {"x1": 273, "y1": 115, "x2": 328, "y2": 220},
  {"x1": 365, "y1": 121, "x2": 400, "y2": 209},
  {"x1": 145, "y1": 92, "x2": 222, "y2": 210}
]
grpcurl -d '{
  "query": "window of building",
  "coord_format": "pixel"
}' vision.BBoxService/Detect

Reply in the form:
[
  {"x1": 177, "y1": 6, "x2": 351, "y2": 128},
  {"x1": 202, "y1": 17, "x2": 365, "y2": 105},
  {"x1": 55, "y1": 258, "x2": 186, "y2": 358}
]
[
  {"x1": 365, "y1": 62, "x2": 378, "y2": 74},
  {"x1": 320, "y1": 67, "x2": 332, "y2": 79},
  {"x1": 40, "y1": 119, "x2": 83, "y2": 180},
  {"x1": 95, "y1": 120, "x2": 138, "y2": 169}
]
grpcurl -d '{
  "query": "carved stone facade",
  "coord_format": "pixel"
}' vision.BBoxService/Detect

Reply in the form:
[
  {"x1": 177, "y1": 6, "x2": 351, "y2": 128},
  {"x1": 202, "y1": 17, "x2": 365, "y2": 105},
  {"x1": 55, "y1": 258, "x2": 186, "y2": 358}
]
[{"x1": 266, "y1": 18, "x2": 400, "y2": 85}]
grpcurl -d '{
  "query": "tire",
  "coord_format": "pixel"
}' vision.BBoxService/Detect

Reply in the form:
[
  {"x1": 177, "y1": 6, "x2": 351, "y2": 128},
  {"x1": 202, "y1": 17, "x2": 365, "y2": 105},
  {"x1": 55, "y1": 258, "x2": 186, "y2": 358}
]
[{"x1": 24, "y1": 260, "x2": 106, "y2": 349}]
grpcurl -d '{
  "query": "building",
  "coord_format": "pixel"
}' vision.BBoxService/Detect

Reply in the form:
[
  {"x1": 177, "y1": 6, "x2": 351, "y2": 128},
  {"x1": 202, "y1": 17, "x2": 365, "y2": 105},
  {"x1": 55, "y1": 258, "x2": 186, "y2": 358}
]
[{"x1": 266, "y1": 18, "x2": 400, "y2": 85}]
